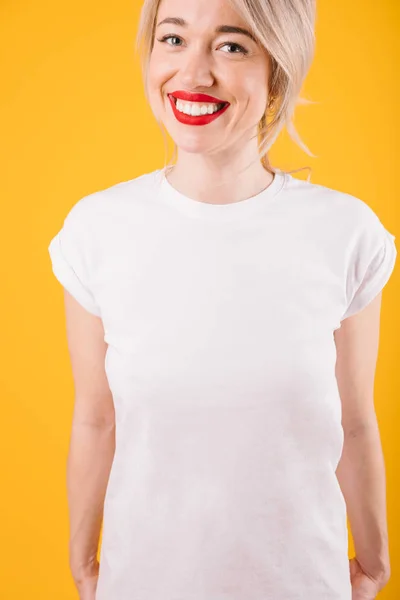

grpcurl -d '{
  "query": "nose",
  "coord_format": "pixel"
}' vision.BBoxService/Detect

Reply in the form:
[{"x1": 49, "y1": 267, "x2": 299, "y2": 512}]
[{"x1": 178, "y1": 45, "x2": 214, "y2": 90}]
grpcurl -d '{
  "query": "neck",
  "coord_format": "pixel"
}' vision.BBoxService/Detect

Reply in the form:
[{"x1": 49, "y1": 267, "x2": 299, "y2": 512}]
[{"x1": 164, "y1": 157, "x2": 275, "y2": 206}]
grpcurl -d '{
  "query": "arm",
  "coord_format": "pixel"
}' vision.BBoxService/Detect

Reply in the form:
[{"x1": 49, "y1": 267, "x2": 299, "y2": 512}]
[
  {"x1": 334, "y1": 292, "x2": 391, "y2": 588},
  {"x1": 63, "y1": 289, "x2": 116, "y2": 589}
]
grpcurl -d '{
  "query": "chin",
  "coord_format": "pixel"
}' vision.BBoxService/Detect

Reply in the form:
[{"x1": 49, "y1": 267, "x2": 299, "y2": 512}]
[{"x1": 170, "y1": 135, "x2": 217, "y2": 155}]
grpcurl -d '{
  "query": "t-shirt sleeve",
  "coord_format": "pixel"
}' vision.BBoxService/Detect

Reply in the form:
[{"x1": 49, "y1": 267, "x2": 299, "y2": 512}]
[
  {"x1": 341, "y1": 217, "x2": 397, "y2": 321},
  {"x1": 48, "y1": 199, "x2": 101, "y2": 316}
]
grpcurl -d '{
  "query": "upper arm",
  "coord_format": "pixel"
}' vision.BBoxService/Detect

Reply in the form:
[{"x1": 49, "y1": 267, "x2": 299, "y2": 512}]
[
  {"x1": 48, "y1": 196, "x2": 114, "y2": 427},
  {"x1": 334, "y1": 203, "x2": 397, "y2": 434},
  {"x1": 63, "y1": 289, "x2": 115, "y2": 427},
  {"x1": 334, "y1": 292, "x2": 382, "y2": 435}
]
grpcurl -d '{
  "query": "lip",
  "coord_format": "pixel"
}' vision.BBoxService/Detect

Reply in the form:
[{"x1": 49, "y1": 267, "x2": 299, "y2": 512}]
[
  {"x1": 169, "y1": 90, "x2": 229, "y2": 104},
  {"x1": 167, "y1": 93, "x2": 230, "y2": 126}
]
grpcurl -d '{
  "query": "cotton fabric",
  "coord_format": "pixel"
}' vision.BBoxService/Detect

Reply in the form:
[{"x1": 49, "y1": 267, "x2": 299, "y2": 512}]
[{"x1": 48, "y1": 168, "x2": 397, "y2": 600}]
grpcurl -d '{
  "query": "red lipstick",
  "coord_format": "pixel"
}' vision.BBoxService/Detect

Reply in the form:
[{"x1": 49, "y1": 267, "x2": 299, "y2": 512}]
[
  {"x1": 171, "y1": 90, "x2": 228, "y2": 104},
  {"x1": 167, "y1": 91, "x2": 230, "y2": 127}
]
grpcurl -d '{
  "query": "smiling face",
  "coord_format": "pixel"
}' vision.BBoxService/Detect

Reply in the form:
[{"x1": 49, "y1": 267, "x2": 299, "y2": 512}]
[{"x1": 147, "y1": 0, "x2": 271, "y2": 158}]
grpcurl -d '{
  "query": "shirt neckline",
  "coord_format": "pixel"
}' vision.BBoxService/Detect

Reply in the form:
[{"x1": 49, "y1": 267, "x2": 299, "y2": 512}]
[{"x1": 154, "y1": 167, "x2": 287, "y2": 221}]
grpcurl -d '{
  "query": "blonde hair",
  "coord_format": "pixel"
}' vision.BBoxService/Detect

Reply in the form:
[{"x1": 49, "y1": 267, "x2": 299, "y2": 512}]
[{"x1": 135, "y1": 0, "x2": 318, "y2": 182}]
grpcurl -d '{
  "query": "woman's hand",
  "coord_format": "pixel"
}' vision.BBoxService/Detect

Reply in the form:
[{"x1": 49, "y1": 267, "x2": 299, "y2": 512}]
[
  {"x1": 350, "y1": 556, "x2": 390, "y2": 599},
  {"x1": 74, "y1": 559, "x2": 100, "y2": 600}
]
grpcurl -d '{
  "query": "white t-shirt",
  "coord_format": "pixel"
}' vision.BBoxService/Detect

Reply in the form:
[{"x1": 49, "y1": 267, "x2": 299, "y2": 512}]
[{"x1": 48, "y1": 168, "x2": 397, "y2": 600}]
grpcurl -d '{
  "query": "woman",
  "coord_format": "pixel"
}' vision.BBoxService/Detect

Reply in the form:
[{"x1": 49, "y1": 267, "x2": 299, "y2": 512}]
[{"x1": 48, "y1": 0, "x2": 396, "y2": 599}]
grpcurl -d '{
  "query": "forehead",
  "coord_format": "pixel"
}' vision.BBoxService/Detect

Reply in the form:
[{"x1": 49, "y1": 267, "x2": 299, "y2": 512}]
[{"x1": 156, "y1": 0, "x2": 247, "y2": 30}]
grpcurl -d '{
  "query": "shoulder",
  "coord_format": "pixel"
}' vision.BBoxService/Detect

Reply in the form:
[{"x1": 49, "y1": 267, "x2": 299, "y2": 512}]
[
  {"x1": 64, "y1": 168, "x2": 162, "y2": 227},
  {"x1": 282, "y1": 174, "x2": 397, "y2": 321},
  {"x1": 283, "y1": 173, "x2": 392, "y2": 243}
]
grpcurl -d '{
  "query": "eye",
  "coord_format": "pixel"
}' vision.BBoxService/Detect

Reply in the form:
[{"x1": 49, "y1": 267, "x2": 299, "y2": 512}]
[
  {"x1": 219, "y1": 42, "x2": 249, "y2": 56},
  {"x1": 157, "y1": 34, "x2": 183, "y2": 47},
  {"x1": 157, "y1": 35, "x2": 249, "y2": 56}
]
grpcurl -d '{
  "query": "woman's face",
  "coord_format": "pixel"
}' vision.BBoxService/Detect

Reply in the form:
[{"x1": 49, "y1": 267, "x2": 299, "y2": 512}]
[{"x1": 147, "y1": 0, "x2": 271, "y2": 158}]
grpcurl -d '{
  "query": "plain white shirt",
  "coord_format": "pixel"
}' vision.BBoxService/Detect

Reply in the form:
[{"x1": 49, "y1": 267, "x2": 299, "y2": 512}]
[{"x1": 48, "y1": 168, "x2": 397, "y2": 600}]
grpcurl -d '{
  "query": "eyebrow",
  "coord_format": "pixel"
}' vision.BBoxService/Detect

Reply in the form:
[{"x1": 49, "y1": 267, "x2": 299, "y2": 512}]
[{"x1": 156, "y1": 17, "x2": 258, "y2": 44}]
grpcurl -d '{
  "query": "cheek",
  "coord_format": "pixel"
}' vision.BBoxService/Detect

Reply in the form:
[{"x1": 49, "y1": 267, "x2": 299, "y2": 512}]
[
  {"x1": 148, "y1": 46, "x2": 174, "y2": 76},
  {"x1": 240, "y1": 69, "x2": 268, "y2": 111},
  {"x1": 146, "y1": 61, "x2": 167, "y2": 102},
  {"x1": 148, "y1": 59, "x2": 174, "y2": 99},
  {"x1": 147, "y1": 55, "x2": 162, "y2": 86}
]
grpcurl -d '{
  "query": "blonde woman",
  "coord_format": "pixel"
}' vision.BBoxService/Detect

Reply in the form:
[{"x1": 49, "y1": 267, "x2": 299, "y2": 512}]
[{"x1": 48, "y1": 0, "x2": 396, "y2": 599}]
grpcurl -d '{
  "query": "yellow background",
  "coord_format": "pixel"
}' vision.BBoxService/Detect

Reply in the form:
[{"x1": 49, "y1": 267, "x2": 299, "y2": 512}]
[{"x1": 0, "y1": 0, "x2": 399, "y2": 598}]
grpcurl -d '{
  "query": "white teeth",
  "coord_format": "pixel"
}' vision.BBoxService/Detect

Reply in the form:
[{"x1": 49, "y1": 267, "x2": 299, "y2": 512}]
[{"x1": 174, "y1": 98, "x2": 223, "y2": 116}]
